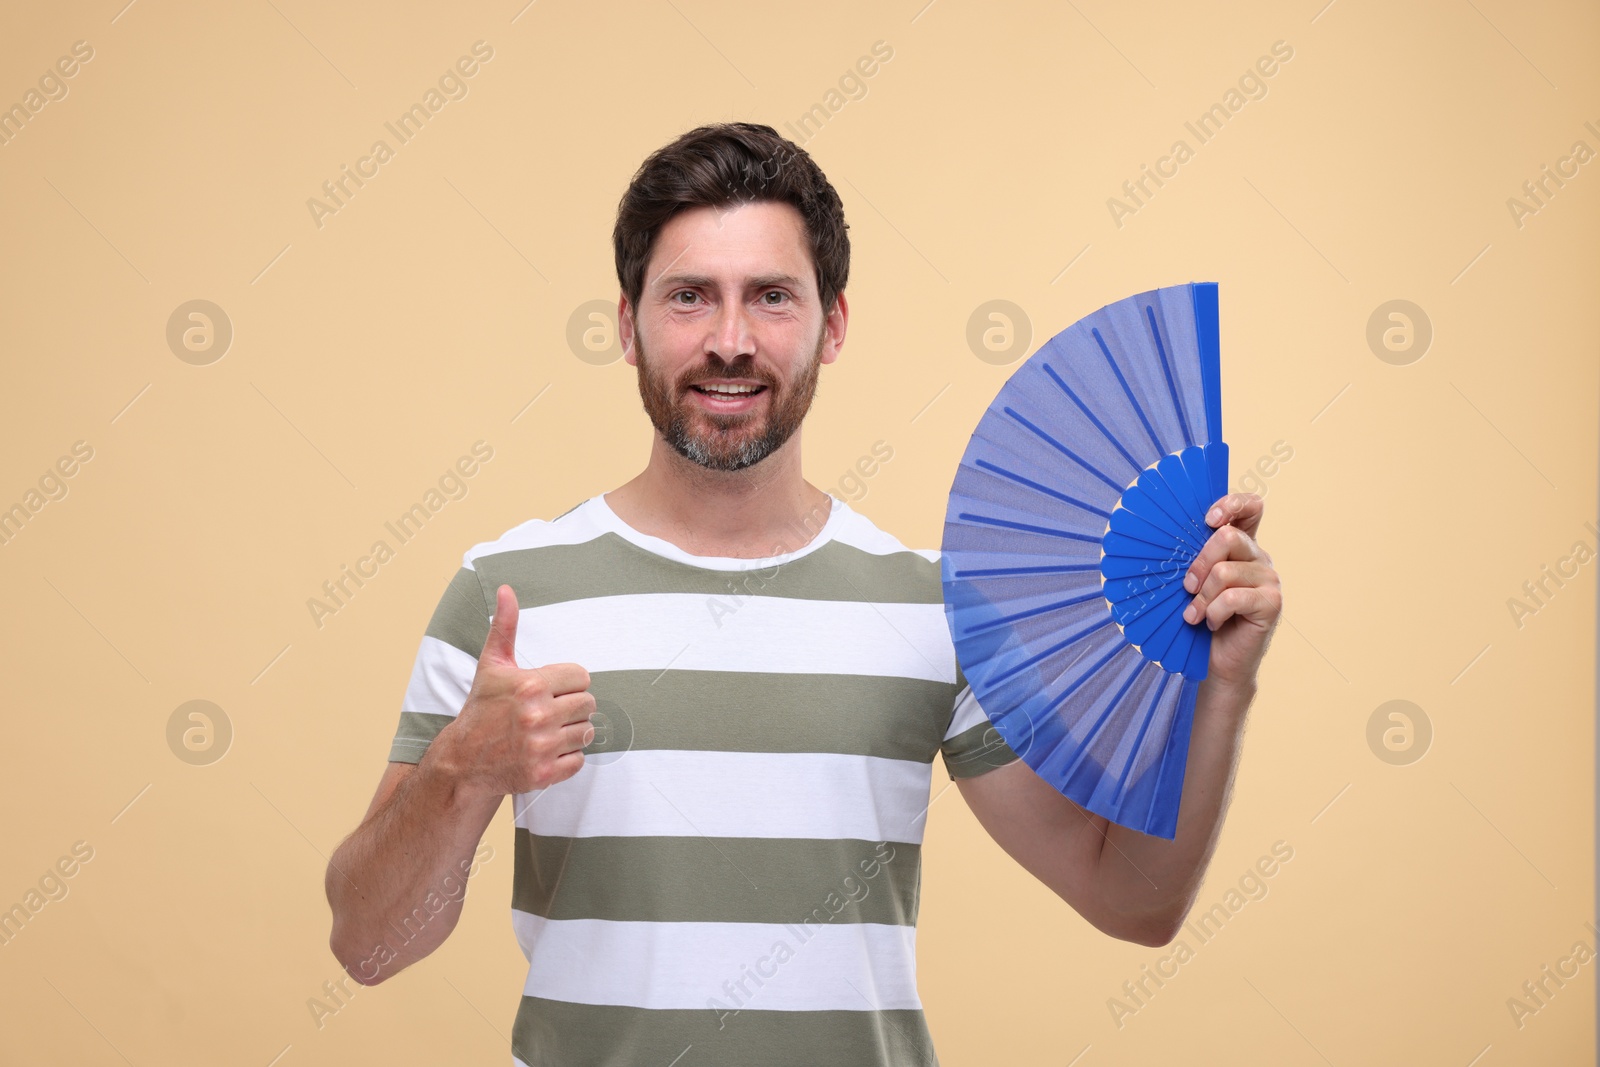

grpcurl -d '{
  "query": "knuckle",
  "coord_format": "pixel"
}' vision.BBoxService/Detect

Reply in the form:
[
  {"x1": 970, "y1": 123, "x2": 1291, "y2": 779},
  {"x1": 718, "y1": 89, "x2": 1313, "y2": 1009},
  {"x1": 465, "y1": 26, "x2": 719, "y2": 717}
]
[
  {"x1": 562, "y1": 752, "x2": 585, "y2": 783},
  {"x1": 534, "y1": 752, "x2": 581, "y2": 790}
]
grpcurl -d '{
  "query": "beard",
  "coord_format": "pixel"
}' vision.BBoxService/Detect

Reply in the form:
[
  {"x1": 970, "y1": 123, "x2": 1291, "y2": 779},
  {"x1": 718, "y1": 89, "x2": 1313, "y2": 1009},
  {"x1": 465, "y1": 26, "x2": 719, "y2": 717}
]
[{"x1": 633, "y1": 328, "x2": 824, "y2": 472}]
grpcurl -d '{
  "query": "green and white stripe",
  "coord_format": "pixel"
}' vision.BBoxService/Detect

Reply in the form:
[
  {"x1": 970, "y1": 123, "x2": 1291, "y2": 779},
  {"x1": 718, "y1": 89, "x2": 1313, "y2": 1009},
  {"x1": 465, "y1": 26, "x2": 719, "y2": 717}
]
[{"x1": 390, "y1": 493, "x2": 1019, "y2": 1066}]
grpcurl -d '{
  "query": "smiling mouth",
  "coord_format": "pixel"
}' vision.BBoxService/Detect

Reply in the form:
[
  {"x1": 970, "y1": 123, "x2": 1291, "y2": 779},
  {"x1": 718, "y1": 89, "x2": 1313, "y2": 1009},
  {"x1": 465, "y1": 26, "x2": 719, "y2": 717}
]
[{"x1": 689, "y1": 383, "x2": 768, "y2": 399}]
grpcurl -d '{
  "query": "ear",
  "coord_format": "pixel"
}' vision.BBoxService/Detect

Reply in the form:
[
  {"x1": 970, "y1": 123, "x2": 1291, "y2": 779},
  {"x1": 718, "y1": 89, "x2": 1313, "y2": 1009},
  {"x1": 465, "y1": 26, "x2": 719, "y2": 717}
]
[
  {"x1": 618, "y1": 294, "x2": 637, "y2": 366},
  {"x1": 819, "y1": 290, "x2": 848, "y2": 366}
]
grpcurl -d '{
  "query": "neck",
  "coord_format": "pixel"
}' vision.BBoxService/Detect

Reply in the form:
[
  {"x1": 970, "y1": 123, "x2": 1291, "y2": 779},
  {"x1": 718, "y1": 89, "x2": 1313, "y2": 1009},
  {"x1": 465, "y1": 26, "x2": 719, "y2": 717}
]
[{"x1": 604, "y1": 430, "x2": 834, "y2": 559}]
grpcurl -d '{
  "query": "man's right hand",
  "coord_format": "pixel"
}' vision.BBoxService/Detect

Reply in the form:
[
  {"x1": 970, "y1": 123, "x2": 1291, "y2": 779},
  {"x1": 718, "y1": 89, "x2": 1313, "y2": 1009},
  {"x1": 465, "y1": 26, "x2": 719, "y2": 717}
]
[{"x1": 429, "y1": 583, "x2": 595, "y2": 798}]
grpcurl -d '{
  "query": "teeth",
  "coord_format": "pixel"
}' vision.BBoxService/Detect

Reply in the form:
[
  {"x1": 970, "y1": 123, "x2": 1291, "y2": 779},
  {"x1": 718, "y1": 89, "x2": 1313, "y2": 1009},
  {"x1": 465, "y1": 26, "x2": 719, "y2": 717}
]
[{"x1": 699, "y1": 384, "x2": 759, "y2": 395}]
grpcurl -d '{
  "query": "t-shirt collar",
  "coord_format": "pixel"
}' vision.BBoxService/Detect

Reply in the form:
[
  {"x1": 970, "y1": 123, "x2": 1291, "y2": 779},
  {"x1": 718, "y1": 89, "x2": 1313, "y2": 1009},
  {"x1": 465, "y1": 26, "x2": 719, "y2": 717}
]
[{"x1": 587, "y1": 491, "x2": 845, "y2": 571}]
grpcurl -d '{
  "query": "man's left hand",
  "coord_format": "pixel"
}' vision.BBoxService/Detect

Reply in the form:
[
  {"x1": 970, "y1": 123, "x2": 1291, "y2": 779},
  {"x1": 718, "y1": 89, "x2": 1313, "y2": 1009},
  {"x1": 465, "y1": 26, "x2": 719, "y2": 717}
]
[{"x1": 1181, "y1": 492, "x2": 1282, "y2": 689}]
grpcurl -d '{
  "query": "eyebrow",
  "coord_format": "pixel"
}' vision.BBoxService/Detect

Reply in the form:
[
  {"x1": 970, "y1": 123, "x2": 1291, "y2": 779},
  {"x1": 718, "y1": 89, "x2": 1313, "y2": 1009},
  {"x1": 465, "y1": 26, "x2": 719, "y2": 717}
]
[{"x1": 651, "y1": 272, "x2": 805, "y2": 292}]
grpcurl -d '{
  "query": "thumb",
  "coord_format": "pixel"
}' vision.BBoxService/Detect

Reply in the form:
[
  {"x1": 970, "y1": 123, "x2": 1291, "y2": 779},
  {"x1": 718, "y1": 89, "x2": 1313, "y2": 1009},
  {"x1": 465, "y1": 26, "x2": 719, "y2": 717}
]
[{"x1": 478, "y1": 583, "x2": 521, "y2": 668}]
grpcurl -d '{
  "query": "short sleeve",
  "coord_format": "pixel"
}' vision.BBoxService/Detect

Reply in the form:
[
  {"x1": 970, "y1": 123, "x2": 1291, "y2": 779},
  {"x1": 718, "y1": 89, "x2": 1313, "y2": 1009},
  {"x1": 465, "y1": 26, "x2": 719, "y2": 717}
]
[
  {"x1": 938, "y1": 664, "x2": 1021, "y2": 780},
  {"x1": 387, "y1": 564, "x2": 491, "y2": 763}
]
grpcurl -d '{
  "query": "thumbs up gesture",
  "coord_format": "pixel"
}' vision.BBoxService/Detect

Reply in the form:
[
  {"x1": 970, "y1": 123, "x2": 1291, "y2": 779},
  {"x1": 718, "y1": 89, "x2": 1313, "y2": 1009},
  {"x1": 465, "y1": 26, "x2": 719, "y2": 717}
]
[{"x1": 430, "y1": 584, "x2": 596, "y2": 798}]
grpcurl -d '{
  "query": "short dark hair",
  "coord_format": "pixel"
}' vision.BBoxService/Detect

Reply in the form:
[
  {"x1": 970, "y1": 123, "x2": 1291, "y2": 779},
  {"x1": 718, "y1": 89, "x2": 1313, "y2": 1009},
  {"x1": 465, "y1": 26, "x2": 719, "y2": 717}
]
[{"x1": 612, "y1": 122, "x2": 850, "y2": 321}]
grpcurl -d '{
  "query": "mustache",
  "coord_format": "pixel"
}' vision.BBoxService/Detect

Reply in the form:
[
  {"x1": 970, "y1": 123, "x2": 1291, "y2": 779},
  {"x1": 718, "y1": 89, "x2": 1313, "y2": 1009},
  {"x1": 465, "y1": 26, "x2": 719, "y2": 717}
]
[{"x1": 678, "y1": 360, "x2": 780, "y2": 390}]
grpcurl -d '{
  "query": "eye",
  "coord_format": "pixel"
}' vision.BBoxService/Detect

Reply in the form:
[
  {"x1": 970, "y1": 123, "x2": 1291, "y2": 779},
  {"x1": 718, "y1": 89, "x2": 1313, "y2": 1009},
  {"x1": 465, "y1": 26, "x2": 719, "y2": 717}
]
[
  {"x1": 672, "y1": 290, "x2": 700, "y2": 305},
  {"x1": 761, "y1": 290, "x2": 789, "y2": 305}
]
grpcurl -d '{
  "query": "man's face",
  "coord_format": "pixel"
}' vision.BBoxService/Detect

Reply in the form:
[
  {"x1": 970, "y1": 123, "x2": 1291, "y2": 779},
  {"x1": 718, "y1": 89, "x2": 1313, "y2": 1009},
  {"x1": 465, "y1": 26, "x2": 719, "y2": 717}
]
[{"x1": 622, "y1": 200, "x2": 845, "y2": 472}]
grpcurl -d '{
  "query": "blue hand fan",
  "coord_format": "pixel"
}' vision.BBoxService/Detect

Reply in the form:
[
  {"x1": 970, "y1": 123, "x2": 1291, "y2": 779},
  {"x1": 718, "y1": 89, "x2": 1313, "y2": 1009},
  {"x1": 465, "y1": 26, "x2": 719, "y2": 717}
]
[{"x1": 941, "y1": 282, "x2": 1227, "y2": 840}]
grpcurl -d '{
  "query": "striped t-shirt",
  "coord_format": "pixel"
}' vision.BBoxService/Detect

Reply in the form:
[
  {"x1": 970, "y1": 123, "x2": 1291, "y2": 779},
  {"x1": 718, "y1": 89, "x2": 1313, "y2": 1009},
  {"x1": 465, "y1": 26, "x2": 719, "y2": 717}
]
[{"x1": 388, "y1": 491, "x2": 1020, "y2": 1067}]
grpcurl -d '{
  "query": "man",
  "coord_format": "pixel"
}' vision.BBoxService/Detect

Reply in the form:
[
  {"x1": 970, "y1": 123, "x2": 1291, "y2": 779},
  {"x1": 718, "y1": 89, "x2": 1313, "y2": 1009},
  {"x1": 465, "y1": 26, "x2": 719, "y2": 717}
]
[{"x1": 325, "y1": 122, "x2": 1281, "y2": 1066}]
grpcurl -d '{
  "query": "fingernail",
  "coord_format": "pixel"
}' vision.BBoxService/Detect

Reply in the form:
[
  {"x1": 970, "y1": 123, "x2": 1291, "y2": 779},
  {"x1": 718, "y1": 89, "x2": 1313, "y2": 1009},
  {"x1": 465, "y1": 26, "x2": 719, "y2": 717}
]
[
  {"x1": 1183, "y1": 571, "x2": 1197, "y2": 593},
  {"x1": 1184, "y1": 603, "x2": 1198, "y2": 623},
  {"x1": 1206, "y1": 507, "x2": 1222, "y2": 524}
]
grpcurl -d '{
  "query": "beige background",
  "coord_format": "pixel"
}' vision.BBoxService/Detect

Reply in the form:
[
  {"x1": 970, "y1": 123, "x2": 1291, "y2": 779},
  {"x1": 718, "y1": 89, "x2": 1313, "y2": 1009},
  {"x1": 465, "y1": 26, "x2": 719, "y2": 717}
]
[{"x1": 0, "y1": 0, "x2": 1595, "y2": 1063}]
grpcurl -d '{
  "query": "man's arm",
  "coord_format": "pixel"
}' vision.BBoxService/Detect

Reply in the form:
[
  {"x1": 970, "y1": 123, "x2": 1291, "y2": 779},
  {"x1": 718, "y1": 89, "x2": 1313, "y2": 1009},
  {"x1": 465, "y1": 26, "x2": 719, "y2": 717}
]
[
  {"x1": 325, "y1": 756, "x2": 503, "y2": 985},
  {"x1": 324, "y1": 584, "x2": 596, "y2": 985},
  {"x1": 957, "y1": 676, "x2": 1254, "y2": 946},
  {"x1": 955, "y1": 492, "x2": 1280, "y2": 947}
]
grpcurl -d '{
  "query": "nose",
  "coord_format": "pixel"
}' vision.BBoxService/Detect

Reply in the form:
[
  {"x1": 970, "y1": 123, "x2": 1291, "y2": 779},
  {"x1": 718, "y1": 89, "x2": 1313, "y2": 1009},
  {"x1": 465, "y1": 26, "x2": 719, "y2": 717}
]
[{"x1": 707, "y1": 302, "x2": 756, "y2": 363}]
